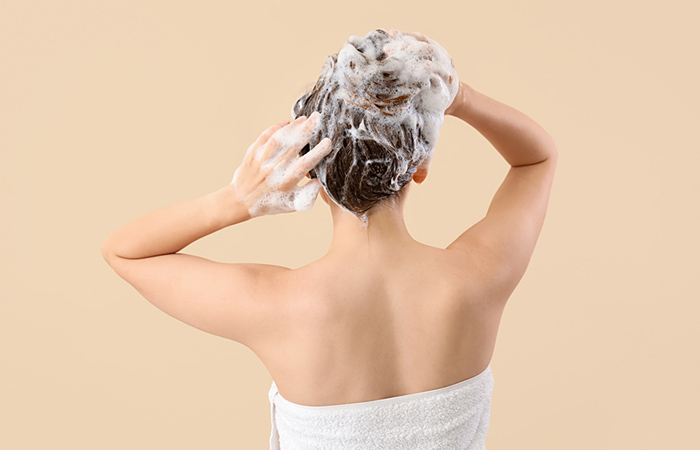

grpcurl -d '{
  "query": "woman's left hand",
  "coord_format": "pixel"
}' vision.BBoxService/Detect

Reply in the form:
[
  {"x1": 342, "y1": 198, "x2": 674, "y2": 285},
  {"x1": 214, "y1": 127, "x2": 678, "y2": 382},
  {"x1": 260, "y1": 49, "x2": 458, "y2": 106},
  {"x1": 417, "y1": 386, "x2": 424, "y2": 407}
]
[{"x1": 230, "y1": 112, "x2": 332, "y2": 218}]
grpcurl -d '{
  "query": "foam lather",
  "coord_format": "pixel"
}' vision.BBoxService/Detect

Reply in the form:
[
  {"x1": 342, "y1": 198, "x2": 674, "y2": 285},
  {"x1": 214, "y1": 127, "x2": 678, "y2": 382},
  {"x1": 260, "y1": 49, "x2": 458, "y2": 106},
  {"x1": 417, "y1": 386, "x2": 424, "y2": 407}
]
[
  {"x1": 292, "y1": 29, "x2": 459, "y2": 223},
  {"x1": 231, "y1": 115, "x2": 328, "y2": 217}
]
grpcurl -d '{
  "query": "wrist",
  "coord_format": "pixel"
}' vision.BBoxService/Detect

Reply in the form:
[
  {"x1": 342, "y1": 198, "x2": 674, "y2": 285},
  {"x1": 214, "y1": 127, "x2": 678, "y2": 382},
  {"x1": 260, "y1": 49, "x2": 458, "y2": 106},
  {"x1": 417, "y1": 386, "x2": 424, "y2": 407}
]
[
  {"x1": 450, "y1": 82, "x2": 476, "y2": 120},
  {"x1": 211, "y1": 185, "x2": 251, "y2": 227}
]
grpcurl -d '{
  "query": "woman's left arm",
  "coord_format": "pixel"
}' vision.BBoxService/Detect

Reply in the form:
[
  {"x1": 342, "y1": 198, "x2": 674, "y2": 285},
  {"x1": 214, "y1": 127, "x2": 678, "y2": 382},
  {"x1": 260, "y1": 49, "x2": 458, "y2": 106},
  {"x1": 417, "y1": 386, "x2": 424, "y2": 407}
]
[{"x1": 101, "y1": 113, "x2": 331, "y2": 345}]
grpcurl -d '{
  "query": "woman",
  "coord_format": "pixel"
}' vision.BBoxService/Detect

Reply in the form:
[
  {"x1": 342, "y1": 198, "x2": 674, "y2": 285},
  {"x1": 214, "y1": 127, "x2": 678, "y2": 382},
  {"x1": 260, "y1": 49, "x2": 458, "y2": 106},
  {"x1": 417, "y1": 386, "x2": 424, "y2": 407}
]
[{"x1": 102, "y1": 29, "x2": 558, "y2": 449}]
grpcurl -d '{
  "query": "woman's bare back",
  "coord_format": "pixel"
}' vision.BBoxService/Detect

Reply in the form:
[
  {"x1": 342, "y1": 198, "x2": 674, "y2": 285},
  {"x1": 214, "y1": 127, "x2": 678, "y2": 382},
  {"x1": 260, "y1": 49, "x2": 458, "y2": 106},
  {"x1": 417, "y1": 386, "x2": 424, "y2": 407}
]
[{"x1": 249, "y1": 240, "x2": 506, "y2": 407}]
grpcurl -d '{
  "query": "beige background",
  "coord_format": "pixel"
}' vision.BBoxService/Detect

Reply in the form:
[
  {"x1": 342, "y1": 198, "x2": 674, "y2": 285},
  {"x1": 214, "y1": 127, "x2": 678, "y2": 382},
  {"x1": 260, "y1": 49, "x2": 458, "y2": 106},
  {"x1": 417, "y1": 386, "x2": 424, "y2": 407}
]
[{"x1": 1, "y1": 0, "x2": 698, "y2": 448}]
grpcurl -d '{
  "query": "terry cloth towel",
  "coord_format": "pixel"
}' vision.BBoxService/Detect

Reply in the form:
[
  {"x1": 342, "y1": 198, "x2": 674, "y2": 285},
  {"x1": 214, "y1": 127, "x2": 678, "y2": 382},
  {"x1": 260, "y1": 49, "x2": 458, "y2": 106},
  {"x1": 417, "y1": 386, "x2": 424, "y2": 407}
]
[{"x1": 268, "y1": 364, "x2": 494, "y2": 450}]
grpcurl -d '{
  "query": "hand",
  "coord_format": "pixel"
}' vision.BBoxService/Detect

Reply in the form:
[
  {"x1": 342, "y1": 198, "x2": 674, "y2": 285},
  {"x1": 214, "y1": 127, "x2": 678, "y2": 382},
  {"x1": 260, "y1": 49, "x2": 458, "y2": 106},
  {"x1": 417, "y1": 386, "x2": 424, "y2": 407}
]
[
  {"x1": 388, "y1": 29, "x2": 461, "y2": 115},
  {"x1": 230, "y1": 112, "x2": 332, "y2": 218},
  {"x1": 388, "y1": 29, "x2": 429, "y2": 43}
]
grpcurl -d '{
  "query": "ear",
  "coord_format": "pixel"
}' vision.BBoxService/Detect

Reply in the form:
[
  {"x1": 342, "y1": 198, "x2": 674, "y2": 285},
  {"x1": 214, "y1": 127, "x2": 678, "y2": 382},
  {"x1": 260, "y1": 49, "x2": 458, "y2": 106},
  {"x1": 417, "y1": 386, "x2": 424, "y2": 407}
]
[{"x1": 412, "y1": 160, "x2": 430, "y2": 184}]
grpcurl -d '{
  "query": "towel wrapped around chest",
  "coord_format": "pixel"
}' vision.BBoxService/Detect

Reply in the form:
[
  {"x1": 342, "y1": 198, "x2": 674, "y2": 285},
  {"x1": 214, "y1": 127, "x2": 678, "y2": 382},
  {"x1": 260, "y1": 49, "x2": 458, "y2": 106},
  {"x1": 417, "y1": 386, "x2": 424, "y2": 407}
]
[{"x1": 268, "y1": 364, "x2": 494, "y2": 450}]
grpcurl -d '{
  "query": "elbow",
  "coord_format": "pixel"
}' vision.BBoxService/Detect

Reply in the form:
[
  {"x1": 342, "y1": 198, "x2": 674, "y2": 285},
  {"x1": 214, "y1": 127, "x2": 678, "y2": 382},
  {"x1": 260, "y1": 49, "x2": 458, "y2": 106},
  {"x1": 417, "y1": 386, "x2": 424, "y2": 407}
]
[
  {"x1": 544, "y1": 133, "x2": 559, "y2": 161},
  {"x1": 101, "y1": 235, "x2": 117, "y2": 265},
  {"x1": 546, "y1": 145, "x2": 558, "y2": 166}
]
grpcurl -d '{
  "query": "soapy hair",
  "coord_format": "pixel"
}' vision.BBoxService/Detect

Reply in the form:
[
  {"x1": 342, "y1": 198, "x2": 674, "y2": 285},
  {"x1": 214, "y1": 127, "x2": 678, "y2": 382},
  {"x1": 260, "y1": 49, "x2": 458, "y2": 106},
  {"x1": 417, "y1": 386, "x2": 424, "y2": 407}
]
[{"x1": 292, "y1": 29, "x2": 457, "y2": 223}]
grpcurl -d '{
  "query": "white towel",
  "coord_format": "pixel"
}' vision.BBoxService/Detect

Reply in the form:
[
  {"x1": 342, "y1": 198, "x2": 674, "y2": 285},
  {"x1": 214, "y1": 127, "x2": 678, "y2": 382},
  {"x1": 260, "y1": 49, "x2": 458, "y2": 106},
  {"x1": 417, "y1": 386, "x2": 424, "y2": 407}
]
[{"x1": 268, "y1": 365, "x2": 494, "y2": 450}]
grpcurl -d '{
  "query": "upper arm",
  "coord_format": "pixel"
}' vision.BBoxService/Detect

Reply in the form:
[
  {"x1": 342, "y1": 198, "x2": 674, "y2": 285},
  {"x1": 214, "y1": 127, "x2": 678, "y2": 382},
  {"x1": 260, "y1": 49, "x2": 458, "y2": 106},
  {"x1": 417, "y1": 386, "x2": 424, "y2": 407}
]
[
  {"x1": 447, "y1": 152, "x2": 558, "y2": 300},
  {"x1": 102, "y1": 251, "x2": 289, "y2": 346}
]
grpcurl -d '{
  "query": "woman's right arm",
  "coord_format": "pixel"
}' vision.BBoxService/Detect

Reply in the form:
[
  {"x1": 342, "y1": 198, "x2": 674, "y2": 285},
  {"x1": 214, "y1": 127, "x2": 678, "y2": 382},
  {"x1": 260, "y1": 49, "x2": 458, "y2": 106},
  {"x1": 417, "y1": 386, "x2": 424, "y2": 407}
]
[{"x1": 446, "y1": 82, "x2": 558, "y2": 304}]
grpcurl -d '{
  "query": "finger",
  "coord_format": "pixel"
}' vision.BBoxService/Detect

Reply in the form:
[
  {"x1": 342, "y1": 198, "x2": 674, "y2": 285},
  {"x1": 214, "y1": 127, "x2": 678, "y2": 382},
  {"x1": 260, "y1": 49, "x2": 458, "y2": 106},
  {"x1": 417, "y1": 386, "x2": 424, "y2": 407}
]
[
  {"x1": 291, "y1": 110, "x2": 320, "y2": 130},
  {"x1": 402, "y1": 31, "x2": 430, "y2": 43},
  {"x1": 286, "y1": 138, "x2": 333, "y2": 183},
  {"x1": 257, "y1": 114, "x2": 314, "y2": 164},
  {"x1": 256, "y1": 135, "x2": 285, "y2": 165},
  {"x1": 283, "y1": 111, "x2": 321, "y2": 152},
  {"x1": 255, "y1": 121, "x2": 290, "y2": 148},
  {"x1": 291, "y1": 179, "x2": 322, "y2": 212},
  {"x1": 285, "y1": 114, "x2": 309, "y2": 132},
  {"x1": 287, "y1": 110, "x2": 319, "y2": 134},
  {"x1": 245, "y1": 121, "x2": 290, "y2": 164}
]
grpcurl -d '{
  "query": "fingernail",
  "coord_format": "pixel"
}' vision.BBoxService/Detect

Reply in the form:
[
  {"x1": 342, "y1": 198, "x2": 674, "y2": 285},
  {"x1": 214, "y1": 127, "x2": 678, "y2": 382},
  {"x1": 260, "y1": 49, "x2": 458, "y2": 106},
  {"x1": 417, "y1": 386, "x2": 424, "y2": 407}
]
[{"x1": 311, "y1": 111, "x2": 321, "y2": 119}]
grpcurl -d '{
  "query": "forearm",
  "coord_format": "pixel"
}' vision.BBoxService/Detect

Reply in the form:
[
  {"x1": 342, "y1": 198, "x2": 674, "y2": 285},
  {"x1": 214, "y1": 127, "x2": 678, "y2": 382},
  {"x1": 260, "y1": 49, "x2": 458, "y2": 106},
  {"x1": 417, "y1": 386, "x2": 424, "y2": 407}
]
[
  {"x1": 451, "y1": 83, "x2": 557, "y2": 167},
  {"x1": 101, "y1": 185, "x2": 250, "y2": 260}
]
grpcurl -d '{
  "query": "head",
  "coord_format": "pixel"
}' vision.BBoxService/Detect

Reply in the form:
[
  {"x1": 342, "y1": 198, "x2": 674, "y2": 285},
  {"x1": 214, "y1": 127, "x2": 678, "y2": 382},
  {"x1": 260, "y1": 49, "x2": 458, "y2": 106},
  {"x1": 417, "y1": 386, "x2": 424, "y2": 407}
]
[{"x1": 293, "y1": 29, "x2": 459, "y2": 224}]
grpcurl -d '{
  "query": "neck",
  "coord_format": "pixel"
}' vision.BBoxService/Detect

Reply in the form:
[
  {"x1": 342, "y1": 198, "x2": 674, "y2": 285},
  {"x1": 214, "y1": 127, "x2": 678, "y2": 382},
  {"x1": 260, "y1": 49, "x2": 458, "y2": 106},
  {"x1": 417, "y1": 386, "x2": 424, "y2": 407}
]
[{"x1": 325, "y1": 197, "x2": 415, "y2": 259}]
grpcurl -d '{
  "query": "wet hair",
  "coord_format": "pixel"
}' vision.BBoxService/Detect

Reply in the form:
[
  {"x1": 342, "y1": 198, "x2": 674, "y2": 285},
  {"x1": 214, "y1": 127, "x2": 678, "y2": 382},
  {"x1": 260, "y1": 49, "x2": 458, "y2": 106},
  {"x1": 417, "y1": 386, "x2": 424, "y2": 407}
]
[{"x1": 292, "y1": 29, "x2": 457, "y2": 223}]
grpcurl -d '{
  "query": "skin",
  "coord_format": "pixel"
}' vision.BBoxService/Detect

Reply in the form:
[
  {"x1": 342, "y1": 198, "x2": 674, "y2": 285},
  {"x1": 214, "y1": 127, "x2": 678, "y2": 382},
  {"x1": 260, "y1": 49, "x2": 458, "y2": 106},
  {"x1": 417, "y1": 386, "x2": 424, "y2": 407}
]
[{"x1": 103, "y1": 62, "x2": 557, "y2": 406}]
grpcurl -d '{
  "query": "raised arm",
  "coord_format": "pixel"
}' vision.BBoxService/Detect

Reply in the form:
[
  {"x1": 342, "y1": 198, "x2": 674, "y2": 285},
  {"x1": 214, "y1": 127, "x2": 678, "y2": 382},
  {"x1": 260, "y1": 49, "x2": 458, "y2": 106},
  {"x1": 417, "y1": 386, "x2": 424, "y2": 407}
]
[{"x1": 446, "y1": 82, "x2": 558, "y2": 304}]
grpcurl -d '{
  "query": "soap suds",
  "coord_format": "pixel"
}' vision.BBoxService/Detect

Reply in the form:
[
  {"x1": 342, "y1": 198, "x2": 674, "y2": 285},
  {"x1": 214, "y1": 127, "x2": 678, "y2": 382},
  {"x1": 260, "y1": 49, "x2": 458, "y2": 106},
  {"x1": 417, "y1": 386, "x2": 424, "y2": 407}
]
[
  {"x1": 294, "y1": 29, "x2": 459, "y2": 223},
  {"x1": 231, "y1": 115, "x2": 330, "y2": 217}
]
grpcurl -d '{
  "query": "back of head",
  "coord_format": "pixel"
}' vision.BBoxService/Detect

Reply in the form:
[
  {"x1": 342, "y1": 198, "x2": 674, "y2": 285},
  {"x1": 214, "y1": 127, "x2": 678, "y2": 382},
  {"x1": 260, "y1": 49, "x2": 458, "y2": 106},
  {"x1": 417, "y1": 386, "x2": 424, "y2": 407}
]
[{"x1": 293, "y1": 29, "x2": 459, "y2": 223}]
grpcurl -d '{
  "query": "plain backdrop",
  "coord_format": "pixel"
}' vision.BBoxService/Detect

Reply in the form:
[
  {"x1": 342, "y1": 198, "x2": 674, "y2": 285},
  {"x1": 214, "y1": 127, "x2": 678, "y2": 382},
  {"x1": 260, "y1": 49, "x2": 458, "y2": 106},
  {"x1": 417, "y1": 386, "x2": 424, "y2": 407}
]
[{"x1": 1, "y1": 1, "x2": 698, "y2": 449}]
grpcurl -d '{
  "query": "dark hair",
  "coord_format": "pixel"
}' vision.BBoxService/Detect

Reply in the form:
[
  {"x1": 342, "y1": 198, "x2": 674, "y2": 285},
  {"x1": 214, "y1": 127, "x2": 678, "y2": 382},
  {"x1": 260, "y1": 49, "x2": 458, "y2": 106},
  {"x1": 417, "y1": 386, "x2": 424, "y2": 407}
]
[{"x1": 293, "y1": 29, "x2": 447, "y2": 222}]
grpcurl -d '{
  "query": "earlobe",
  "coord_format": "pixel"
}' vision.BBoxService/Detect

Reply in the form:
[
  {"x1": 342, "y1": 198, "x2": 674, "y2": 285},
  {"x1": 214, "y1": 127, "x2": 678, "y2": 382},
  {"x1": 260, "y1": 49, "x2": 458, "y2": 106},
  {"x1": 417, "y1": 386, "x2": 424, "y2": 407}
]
[
  {"x1": 412, "y1": 168, "x2": 428, "y2": 184},
  {"x1": 412, "y1": 159, "x2": 430, "y2": 184}
]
